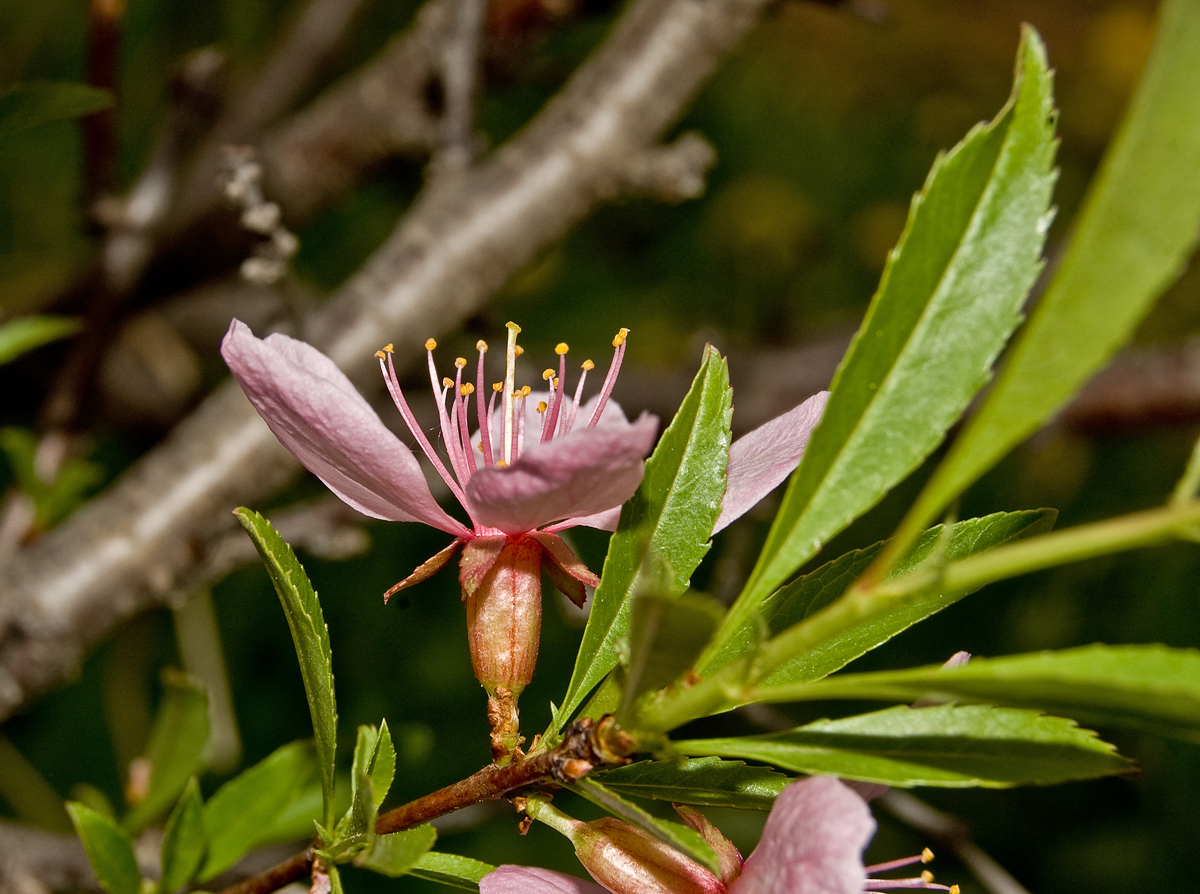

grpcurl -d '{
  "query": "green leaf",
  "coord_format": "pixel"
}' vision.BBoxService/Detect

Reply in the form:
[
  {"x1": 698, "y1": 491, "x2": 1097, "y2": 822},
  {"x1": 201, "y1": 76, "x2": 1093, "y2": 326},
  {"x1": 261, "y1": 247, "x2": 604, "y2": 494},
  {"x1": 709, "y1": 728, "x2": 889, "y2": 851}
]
[
  {"x1": 591, "y1": 757, "x2": 788, "y2": 810},
  {"x1": 235, "y1": 508, "x2": 338, "y2": 828},
  {"x1": 676, "y1": 704, "x2": 1129, "y2": 788},
  {"x1": 571, "y1": 777, "x2": 721, "y2": 874},
  {"x1": 200, "y1": 740, "x2": 318, "y2": 881},
  {"x1": 159, "y1": 780, "x2": 206, "y2": 894},
  {"x1": 619, "y1": 590, "x2": 723, "y2": 721},
  {"x1": 67, "y1": 802, "x2": 141, "y2": 894},
  {"x1": 700, "y1": 509, "x2": 1055, "y2": 687},
  {"x1": 407, "y1": 852, "x2": 495, "y2": 891},
  {"x1": 357, "y1": 825, "x2": 438, "y2": 877},
  {"x1": 0, "y1": 315, "x2": 80, "y2": 365},
  {"x1": 891, "y1": 0, "x2": 1200, "y2": 560},
  {"x1": 754, "y1": 644, "x2": 1200, "y2": 742},
  {"x1": 0, "y1": 427, "x2": 105, "y2": 528},
  {"x1": 0, "y1": 83, "x2": 112, "y2": 139},
  {"x1": 331, "y1": 722, "x2": 394, "y2": 858},
  {"x1": 552, "y1": 347, "x2": 732, "y2": 731},
  {"x1": 720, "y1": 28, "x2": 1057, "y2": 641},
  {"x1": 124, "y1": 670, "x2": 210, "y2": 834}
]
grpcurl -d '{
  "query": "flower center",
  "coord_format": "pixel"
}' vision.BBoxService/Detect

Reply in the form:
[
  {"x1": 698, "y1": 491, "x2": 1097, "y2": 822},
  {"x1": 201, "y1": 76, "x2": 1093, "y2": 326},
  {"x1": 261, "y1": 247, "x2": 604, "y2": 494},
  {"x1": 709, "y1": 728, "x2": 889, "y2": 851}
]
[{"x1": 375, "y1": 322, "x2": 629, "y2": 528}]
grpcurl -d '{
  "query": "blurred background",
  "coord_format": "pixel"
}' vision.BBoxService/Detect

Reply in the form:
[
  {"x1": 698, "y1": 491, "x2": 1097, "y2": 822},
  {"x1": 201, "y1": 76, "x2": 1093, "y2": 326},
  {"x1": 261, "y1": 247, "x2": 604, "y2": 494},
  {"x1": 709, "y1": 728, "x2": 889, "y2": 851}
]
[{"x1": 2, "y1": 0, "x2": 1197, "y2": 891}]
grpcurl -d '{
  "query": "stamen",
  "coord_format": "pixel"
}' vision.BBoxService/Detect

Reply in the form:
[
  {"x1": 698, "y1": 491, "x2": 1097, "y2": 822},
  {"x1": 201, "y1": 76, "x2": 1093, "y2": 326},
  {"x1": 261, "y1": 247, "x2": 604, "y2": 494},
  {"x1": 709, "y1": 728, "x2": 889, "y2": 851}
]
[
  {"x1": 428, "y1": 341, "x2": 471, "y2": 489},
  {"x1": 867, "y1": 850, "x2": 935, "y2": 874},
  {"x1": 453, "y1": 360, "x2": 476, "y2": 477},
  {"x1": 475, "y1": 341, "x2": 493, "y2": 466},
  {"x1": 378, "y1": 350, "x2": 471, "y2": 514},
  {"x1": 503, "y1": 323, "x2": 520, "y2": 465},
  {"x1": 543, "y1": 348, "x2": 568, "y2": 442},
  {"x1": 587, "y1": 328, "x2": 628, "y2": 428},
  {"x1": 561, "y1": 358, "x2": 593, "y2": 435}
]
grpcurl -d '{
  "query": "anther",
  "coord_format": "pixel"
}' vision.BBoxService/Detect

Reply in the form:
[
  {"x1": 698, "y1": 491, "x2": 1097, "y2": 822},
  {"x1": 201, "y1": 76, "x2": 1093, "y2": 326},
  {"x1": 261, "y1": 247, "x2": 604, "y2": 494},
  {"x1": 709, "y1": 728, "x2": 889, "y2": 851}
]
[
  {"x1": 921, "y1": 849, "x2": 934, "y2": 864},
  {"x1": 581, "y1": 359, "x2": 594, "y2": 371},
  {"x1": 920, "y1": 871, "x2": 934, "y2": 884},
  {"x1": 612, "y1": 327, "x2": 630, "y2": 347},
  {"x1": 555, "y1": 342, "x2": 569, "y2": 355},
  {"x1": 543, "y1": 369, "x2": 556, "y2": 380},
  {"x1": 520, "y1": 385, "x2": 531, "y2": 397},
  {"x1": 425, "y1": 338, "x2": 437, "y2": 350},
  {"x1": 442, "y1": 377, "x2": 454, "y2": 388},
  {"x1": 537, "y1": 401, "x2": 548, "y2": 413},
  {"x1": 374, "y1": 349, "x2": 387, "y2": 359},
  {"x1": 461, "y1": 383, "x2": 475, "y2": 396},
  {"x1": 384, "y1": 343, "x2": 395, "y2": 353},
  {"x1": 514, "y1": 345, "x2": 524, "y2": 357},
  {"x1": 477, "y1": 339, "x2": 488, "y2": 352},
  {"x1": 493, "y1": 382, "x2": 503, "y2": 392},
  {"x1": 455, "y1": 357, "x2": 467, "y2": 369}
]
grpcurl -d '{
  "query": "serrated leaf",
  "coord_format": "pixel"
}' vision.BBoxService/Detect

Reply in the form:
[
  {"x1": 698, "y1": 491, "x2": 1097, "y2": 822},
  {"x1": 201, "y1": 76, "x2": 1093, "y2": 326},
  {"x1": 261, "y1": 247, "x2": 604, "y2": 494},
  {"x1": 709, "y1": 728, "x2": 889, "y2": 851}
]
[
  {"x1": 893, "y1": 0, "x2": 1200, "y2": 558},
  {"x1": 755, "y1": 644, "x2": 1200, "y2": 743},
  {"x1": 699, "y1": 509, "x2": 1055, "y2": 689},
  {"x1": 571, "y1": 778, "x2": 721, "y2": 874},
  {"x1": 357, "y1": 825, "x2": 438, "y2": 877},
  {"x1": 235, "y1": 508, "x2": 337, "y2": 827},
  {"x1": 67, "y1": 802, "x2": 141, "y2": 894},
  {"x1": 592, "y1": 757, "x2": 789, "y2": 810},
  {"x1": 720, "y1": 28, "x2": 1058, "y2": 641},
  {"x1": 619, "y1": 590, "x2": 723, "y2": 720},
  {"x1": 408, "y1": 852, "x2": 495, "y2": 891},
  {"x1": 677, "y1": 704, "x2": 1130, "y2": 788},
  {"x1": 371, "y1": 720, "x2": 395, "y2": 811},
  {"x1": 124, "y1": 670, "x2": 210, "y2": 833},
  {"x1": 552, "y1": 347, "x2": 732, "y2": 731},
  {"x1": 0, "y1": 315, "x2": 80, "y2": 365},
  {"x1": 0, "y1": 83, "x2": 112, "y2": 139},
  {"x1": 159, "y1": 780, "x2": 206, "y2": 894},
  {"x1": 331, "y1": 724, "x2": 391, "y2": 858},
  {"x1": 199, "y1": 740, "x2": 318, "y2": 881}
]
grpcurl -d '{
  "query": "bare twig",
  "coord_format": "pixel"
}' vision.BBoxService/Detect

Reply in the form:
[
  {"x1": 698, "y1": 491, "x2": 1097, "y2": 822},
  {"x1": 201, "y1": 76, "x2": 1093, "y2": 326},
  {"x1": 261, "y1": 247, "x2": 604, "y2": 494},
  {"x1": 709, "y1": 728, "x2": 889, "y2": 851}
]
[
  {"x1": 82, "y1": 0, "x2": 122, "y2": 201},
  {"x1": 0, "y1": 0, "x2": 773, "y2": 725},
  {"x1": 880, "y1": 791, "x2": 1032, "y2": 894},
  {"x1": 435, "y1": 0, "x2": 488, "y2": 175}
]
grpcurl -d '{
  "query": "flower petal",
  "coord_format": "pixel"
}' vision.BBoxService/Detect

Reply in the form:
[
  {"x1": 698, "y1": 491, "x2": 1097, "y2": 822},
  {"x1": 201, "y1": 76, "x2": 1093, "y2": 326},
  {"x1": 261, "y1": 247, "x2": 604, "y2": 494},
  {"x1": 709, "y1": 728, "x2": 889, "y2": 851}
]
[
  {"x1": 481, "y1": 866, "x2": 607, "y2": 894},
  {"x1": 713, "y1": 391, "x2": 830, "y2": 535},
  {"x1": 553, "y1": 506, "x2": 623, "y2": 532},
  {"x1": 733, "y1": 776, "x2": 873, "y2": 894},
  {"x1": 466, "y1": 413, "x2": 658, "y2": 534},
  {"x1": 221, "y1": 320, "x2": 469, "y2": 536}
]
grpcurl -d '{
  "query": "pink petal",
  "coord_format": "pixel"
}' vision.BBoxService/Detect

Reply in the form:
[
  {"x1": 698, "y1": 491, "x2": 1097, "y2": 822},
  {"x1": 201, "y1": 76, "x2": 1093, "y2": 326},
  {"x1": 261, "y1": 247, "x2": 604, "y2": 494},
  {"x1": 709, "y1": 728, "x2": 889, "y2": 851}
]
[
  {"x1": 553, "y1": 506, "x2": 623, "y2": 532},
  {"x1": 733, "y1": 776, "x2": 873, "y2": 894},
  {"x1": 466, "y1": 413, "x2": 658, "y2": 534},
  {"x1": 481, "y1": 865, "x2": 607, "y2": 894},
  {"x1": 713, "y1": 392, "x2": 830, "y2": 535},
  {"x1": 222, "y1": 320, "x2": 469, "y2": 536}
]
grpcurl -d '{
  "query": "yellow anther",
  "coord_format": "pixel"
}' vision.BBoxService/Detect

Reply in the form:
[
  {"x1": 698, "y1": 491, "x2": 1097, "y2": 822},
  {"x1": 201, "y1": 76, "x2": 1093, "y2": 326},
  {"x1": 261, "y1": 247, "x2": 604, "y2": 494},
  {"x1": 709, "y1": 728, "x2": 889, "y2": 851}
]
[
  {"x1": 506, "y1": 321, "x2": 522, "y2": 333},
  {"x1": 384, "y1": 343, "x2": 395, "y2": 353},
  {"x1": 612, "y1": 327, "x2": 630, "y2": 347},
  {"x1": 537, "y1": 401, "x2": 548, "y2": 413},
  {"x1": 920, "y1": 871, "x2": 934, "y2": 884},
  {"x1": 442, "y1": 377, "x2": 454, "y2": 388},
  {"x1": 514, "y1": 345, "x2": 525, "y2": 357},
  {"x1": 581, "y1": 359, "x2": 595, "y2": 371},
  {"x1": 455, "y1": 357, "x2": 467, "y2": 369},
  {"x1": 520, "y1": 385, "x2": 532, "y2": 397},
  {"x1": 374, "y1": 350, "x2": 387, "y2": 360},
  {"x1": 425, "y1": 338, "x2": 437, "y2": 350},
  {"x1": 921, "y1": 849, "x2": 934, "y2": 863},
  {"x1": 477, "y1": 442, "x2": 485, "y2": 453},
  {"x1": 555, "y1": 342, "x2": 569, "y2": 355},
  {"x1": 493, "y1": 382, "x2": 503, "y2": 392},
  {"x1": 476, "y1": 339, "x2": 488, "y2": 352},
  {"x1": 496, "y1": 460, "x2": 508, "y2": 468},
  {"x1": 543, "y1": 368, "x2": 556, "y2": 380},
  {"x1": 948, "y1": 886, "x2": 960, "y2": 894},
  {"x1": 461, "y1": 383, "x2": 475, "y2": 396}
]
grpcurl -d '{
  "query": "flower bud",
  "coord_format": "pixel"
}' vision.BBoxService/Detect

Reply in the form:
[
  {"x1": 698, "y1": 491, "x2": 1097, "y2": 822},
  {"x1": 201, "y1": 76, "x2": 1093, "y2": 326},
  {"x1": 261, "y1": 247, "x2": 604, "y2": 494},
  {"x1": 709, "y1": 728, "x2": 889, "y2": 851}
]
[{"x1": 569, "y1": 818, "x2": 727, "y2": 894}]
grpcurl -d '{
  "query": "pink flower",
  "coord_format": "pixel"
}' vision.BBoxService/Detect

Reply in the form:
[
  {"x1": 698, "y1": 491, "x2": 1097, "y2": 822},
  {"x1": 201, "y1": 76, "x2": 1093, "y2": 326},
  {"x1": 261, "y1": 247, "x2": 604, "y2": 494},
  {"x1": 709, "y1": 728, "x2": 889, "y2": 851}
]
[
  {"x1": 221, "y1": 319, "x2": 828, "y2": 758},
  {"x1": 482, "y1": 777, "x2": 958, "y2": 894}
]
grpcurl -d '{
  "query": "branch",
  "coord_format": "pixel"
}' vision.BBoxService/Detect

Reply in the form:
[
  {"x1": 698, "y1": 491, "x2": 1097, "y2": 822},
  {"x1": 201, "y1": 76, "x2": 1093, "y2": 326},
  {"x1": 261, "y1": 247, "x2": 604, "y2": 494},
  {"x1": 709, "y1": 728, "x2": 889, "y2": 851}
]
[
  {"x1": 220, "y1": 717, "x2": 625, "y2": 894},
  {"x1": 0, "y1": 0, "x2": 774, "y2": 725}
]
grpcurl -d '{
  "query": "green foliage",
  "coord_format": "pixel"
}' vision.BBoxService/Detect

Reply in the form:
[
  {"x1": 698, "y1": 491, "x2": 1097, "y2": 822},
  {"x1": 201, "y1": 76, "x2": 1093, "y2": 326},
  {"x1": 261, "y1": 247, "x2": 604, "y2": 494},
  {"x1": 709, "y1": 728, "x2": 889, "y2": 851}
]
[
  {"x1": 571, "y1": 777, "x2": 721, "y2": 874},
  {"x1": 158, "y1": 780, "x2": 206, "y2": 894},
  {"x1": 124, "y1": 671, "x2": 209, "y2": 834},
  {"x1": 67, "y1": 802, "x2": 141, "y2": 894},
  {"x1": 699, "y1": 509, "x2": 1055, "y2": 684},
  {"x1": 407, "y1": 852, "x2": 496, "y2": 891},
  {"x1": 328, "y1": 721, "x2": 397, "y2": 860},
  {"x1": 757, "y1": 644, "x2": 1200, "y2": 743},
  {"x1": 235, "y1": 508, "x2": 338, "y2": 828},
  {"x1": 552, "y1": 346, "x2": 732, "y2": 731},
  {"x1": 0, "y1": 314, "x2": 79, "y2": 364},
  {"x1": 357, "y1": 825, "x2": 438, "y2": 877},
  {"x1": 0, "y1": 426, "x2": 104, "y2": 528},
  {"x1": 892, "y1": 0, "x2": 1200, "y2": 558},
  {"x1": 676, "y1": 704, "x2": 1129, "y2": 788},
  {"x1": 722, "y1": 27, "x2": 1058, "y2": 637},
  {"x1": 0, "y1": 83, "x2": 112, "y2": 139},
  {"x1": 200, "y1": 740, "x2": 319, "y2": 881},
  {"x1": 591, "y1": 757, "x2": 789, "y2": 810}
]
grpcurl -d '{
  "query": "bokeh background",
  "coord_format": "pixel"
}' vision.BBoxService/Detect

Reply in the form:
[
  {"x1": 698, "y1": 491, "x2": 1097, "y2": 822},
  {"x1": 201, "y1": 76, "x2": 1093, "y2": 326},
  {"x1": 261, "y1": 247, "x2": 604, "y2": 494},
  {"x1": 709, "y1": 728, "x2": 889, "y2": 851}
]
[{"x1": 3, "y1": 0, "x2": 1198, "y2": 892}]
